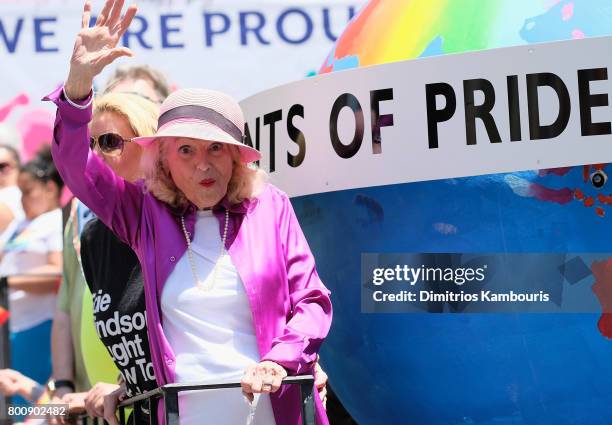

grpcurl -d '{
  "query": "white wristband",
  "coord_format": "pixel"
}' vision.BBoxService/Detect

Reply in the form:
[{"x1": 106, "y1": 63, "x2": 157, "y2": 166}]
[{"x1": 62, "y1": 86, "x2": 94, "y2": 110}]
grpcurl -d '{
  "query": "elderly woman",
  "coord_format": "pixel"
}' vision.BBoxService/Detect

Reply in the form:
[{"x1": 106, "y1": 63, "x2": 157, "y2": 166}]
[
  {"x1": 75, "y1": 91, "x2": 327, "y2": 425},
  {"x1": 44, "y1": 1, "x2": 332, "y2": 424}
]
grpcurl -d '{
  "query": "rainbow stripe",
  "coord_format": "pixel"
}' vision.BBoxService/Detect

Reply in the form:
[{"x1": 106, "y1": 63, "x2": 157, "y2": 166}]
[{"x1": 319, "y1": 0, "x2": 598, "y2": 73}]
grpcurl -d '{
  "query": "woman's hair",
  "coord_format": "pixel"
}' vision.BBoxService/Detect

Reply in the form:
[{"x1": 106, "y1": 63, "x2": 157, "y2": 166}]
[
  {"x1": 140, "y1": 141, "x2": 267, "y2": 209},
  {"x1": 0, "y1": 143, "x2": 20, "y2": 166},
  {"x1": 93, "y1": 92, "x2": 159, "y2": 138},
  {"x1": 20, "y1": 146, "x2": 63, "y2": 192},
  {"x1": 102, "y1": 64, "x2": 171, "y2": 102}
]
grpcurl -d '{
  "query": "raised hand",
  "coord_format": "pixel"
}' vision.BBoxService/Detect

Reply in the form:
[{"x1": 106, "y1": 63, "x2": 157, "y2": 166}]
[{"x1": 64, "y1": 0, "x2": 138, "y2": 100}]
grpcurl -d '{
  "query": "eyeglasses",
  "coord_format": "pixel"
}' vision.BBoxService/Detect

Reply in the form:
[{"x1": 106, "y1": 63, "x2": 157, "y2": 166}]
[
  {"x1": 0, "y1": 162, "x2": 14, "y2": 173},
  {"x1": 90, "y1": 133, "x2": 133, "y2": 156}
]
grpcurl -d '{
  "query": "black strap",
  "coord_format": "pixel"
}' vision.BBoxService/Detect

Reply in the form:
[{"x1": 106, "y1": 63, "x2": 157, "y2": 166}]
[{"x1": 54, "y1": 380, "x2": 76, "y2": 392}]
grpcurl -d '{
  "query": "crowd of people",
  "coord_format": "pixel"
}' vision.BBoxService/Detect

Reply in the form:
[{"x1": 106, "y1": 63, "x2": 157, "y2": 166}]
[{"x1": 0, "y1": 0, "x2": 333, "y2": 424}]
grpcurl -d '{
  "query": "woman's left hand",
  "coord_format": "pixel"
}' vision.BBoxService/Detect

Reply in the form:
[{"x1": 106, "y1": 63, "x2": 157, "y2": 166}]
[
  {"x1": 314, "y1": 359, "x2": 328, "y2": 409},
  {"x1": 240, "y1": 361, "x2": 287, "y2": 403}
]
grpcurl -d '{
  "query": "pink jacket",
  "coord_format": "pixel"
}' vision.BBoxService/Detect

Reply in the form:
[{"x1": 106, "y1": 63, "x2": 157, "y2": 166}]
[{"x1": 44, "y1": 85, "x2": 332, "y2": 425}]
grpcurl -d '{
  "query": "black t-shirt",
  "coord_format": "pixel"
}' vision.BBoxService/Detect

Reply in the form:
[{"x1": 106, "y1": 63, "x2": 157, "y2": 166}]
[{"x1": 80, "y1": 217, "x2": 157, "y2": 399}]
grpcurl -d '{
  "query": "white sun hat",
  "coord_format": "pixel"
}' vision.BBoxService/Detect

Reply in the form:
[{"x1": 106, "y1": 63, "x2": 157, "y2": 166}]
[{"x1": 132, "y1": 88, "x2": 261, "y2": 163}]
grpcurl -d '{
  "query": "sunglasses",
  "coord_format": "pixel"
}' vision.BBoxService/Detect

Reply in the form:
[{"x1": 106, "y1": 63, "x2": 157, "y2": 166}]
[
  {"x1": 0, "y1": 162, "x2": 14, "y2": 173},
  {"x1": 90, "y1": 133, "x2": 133, "y2": 156}
]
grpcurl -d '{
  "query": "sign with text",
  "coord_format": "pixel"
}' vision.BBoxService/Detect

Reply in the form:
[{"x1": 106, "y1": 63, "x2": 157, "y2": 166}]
[
  {"x1": 0, "y1": 0, "x2": 361, "y2": 99},
  {"x1": 241, "y1": 36, "x2": 612, "y2": 197},
  {"x1": 0, "y1": 0, "x2": 363, "y2": 161}
]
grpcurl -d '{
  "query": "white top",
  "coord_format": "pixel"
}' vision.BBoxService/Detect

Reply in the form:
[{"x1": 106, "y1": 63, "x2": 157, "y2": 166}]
[
  {"x1": 0, "y1": 209, "x2": 62, "y2": 332},
  {"x1": 161, "y1": 210, "x2": 276, "y2": 425},
  {"x1": 0, "y1": 185, "x2": 24, "y2": 249}
]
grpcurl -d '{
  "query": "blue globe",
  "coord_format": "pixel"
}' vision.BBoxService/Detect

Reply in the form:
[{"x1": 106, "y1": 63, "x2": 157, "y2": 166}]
[{"x1": 294, "y1": 1, "x2": 612, "y2": 423}]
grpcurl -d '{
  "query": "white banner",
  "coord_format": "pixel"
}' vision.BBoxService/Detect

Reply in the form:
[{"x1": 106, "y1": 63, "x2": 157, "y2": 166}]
[
  {"x1": 0, "y1": 0, "x2": 362, "y2": 98},
  {"x1": 0, "y1": 0, "x2": 363, "y2": 159},
  {"x1": 241, "y1": 36, "x2": 612, "y2": 198}
]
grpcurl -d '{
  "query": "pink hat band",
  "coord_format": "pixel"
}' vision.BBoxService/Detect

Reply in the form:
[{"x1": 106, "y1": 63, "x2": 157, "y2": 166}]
[{"x1": 158, "y1": 105, "x2": 243, "y2": 143}]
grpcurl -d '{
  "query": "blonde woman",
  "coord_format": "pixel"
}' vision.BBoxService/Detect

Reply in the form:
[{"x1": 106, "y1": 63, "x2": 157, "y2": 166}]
[{"x1": 59, "y1": 92, "x2": 160, "y2": 423}]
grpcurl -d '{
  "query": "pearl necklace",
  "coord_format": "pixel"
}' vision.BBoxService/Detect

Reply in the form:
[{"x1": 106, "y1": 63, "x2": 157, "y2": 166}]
[{"x1": 179, "y1": 209, "x2": 229, "y2": 291}]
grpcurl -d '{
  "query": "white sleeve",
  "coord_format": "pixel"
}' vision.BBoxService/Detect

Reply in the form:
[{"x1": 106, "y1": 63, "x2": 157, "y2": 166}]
[{"x1": 44, "y1": 210, "x2": 64, "y2": 252}]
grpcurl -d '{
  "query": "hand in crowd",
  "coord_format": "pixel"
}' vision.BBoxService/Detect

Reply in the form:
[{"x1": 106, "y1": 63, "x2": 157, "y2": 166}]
[
  {"x1": 51, "y1": 386, "x2": 73, "y2": 403},
  {"x1": 62, "y1": 391, "x2": 87, "y2": 413},
  {"x1": 314, "y1": 360, "x2": 329, "y2": 409},
  {"x1": 83, "y1": 382, "x2": 126, "y2": 425},
  {"x1": 241, "y1": 361, "x2": 288, "y2": 403},
  {"x1": 0, "y1": 369, "x2": 41, "y2": 400},
  {"x1": 64, "y1": 0, "x2": 138, "y2": 100},
  {"x1": 40, "y1": 391, "x2": 87, "y2": 425},
  {"x1": 47, "y1": 387, "x2": 79, "y2": 425}
]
